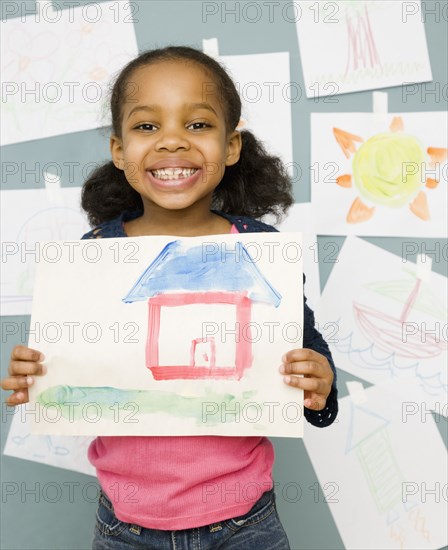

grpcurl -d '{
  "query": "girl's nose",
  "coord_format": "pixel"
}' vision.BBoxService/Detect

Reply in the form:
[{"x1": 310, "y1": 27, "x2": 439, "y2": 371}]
[{"x1": 154, "y1": 127, "x2": 189, "y2": 151}]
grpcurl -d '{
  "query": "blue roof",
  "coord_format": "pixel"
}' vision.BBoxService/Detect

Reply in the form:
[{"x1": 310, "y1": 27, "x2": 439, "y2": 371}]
[{"x1": 122, "y1": 240, "x2": 281, "y2": 306}]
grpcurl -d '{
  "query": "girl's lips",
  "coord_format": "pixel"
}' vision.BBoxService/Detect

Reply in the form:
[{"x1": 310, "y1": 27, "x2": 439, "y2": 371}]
[{"x1": 145, "y1": 168, "x2": 202, "y2": 190}]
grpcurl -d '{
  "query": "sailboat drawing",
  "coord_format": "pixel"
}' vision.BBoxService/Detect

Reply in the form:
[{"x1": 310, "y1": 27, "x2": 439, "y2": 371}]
[{"x1": 353, "y1": 273, "x2": 447, "y2": 360}]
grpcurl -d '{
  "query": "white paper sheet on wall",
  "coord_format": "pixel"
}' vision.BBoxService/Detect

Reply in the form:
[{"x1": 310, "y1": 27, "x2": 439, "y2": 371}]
[
  {"x1": 0, "y1": 1, "x2": 138, "y2": 144},
  {"x1": 304, "y1": 379, "x2": 448, "y2": 550},
  {"x1": 3, "y1": 410, "x2": 96, "y2": 477},
  {"x1": 311, "y1": 112, "x2": 448, "y2": 237},
  {"x1": 270, "y1": 202, "x2": 321, "y2": 311},
  {"x1": 296, "y1": 0, "x2": 432, "y2": 98},
  {"x1": 27, "y1": 232, "x2": 304, "y2": 437},
  {"x1": 218, "y1": 52, "x2": 294, "y2": 173},
  {"x1": 1, "y1": 187, "x2": 90, "y2": 316},
  {"x1": 317, "y1": 236, "x2": 447, "y2": 415}
]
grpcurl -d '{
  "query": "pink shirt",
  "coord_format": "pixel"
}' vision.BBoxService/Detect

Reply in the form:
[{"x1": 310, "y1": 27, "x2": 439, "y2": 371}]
[{"x1": 88, "y1": 224, "x2": 275, "y2": 529}]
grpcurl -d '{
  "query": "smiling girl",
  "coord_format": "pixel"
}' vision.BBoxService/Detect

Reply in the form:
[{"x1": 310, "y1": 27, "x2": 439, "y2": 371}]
[{"x1": 2, "y1": 45, "x2": 338, "y2": 550}]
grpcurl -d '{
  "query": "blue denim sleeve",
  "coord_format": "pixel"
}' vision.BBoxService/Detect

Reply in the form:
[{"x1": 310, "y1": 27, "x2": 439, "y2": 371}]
[{"x1": 302, "y1": 275, "x2": 338, "y2": 427}]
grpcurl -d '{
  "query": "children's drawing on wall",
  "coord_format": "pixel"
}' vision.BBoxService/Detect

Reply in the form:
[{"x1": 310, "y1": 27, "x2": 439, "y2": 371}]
[
  {"x1": 353, "y1": 268, "x2": 447, "y2": 361},
  {"x1": 304, "y1": 380, "x2": 448, "y2": 550},
  {"x1": 0, "y1": 1, "x2": 138, "y2": 144},
  {"x1": 3, "y1": 409, "x2": 95, "y2": 476},
  {"x1": 342, "y1": 0, "x2": 381, "y2": 77},
  {"x1": 333, "y1": 117, "x2": 447, "y2": 225},
  {"x1": 0, "y1": 188, "x2": 90, "y2": 316},
  {"x1": 296, "y1": 0, "x2": 432, "y2": 97},
  {"x1": 311, "y1": 112, "x2": 448, "y2": 236},
  {"x1": 317, "y1": 237, "x2": 447, "y2": 415},
  {"x1": 27, "y1": 233, "x2": 304, "y2": 437}
]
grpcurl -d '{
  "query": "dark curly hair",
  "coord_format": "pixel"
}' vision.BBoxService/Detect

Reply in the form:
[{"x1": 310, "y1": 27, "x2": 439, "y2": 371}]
[{"x1": 81, "y1": 46, "x2": 293, "y2": 227}]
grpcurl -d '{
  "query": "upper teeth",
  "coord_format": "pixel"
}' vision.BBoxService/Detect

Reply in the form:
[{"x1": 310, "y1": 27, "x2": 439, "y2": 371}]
[{"x1": 152, "y1": 167, "x2": 197, "y2": 179}]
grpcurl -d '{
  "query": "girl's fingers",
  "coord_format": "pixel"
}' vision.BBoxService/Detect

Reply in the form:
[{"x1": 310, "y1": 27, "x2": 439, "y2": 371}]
[
  {"x1": 11, "y1": 345, "x2": 45, "y2": 363},
  {"x1": 282, "y1": 348, "x2": 321, "y2": 365},
  {"x1": 281, "y1": 360, "x2": 324, "y2": 377},
  {"x1": 1, "y1": 375, "x2": 34, "y2": 391},
  {"x1": 282, "y1": 375, "x2": 326, "y2": 393},
  {"x1": 8, "y1": 361, "x2": 47, "y2": 377},
  {"x1": 5, "y1": 389, "x2": 29, "y2": 406},
  {"x1": 3, "y1": 347, "x2": 45, "y2": 407},
  {"x1": 304, "y1": 396, "x2": 326, "y2": 411}
]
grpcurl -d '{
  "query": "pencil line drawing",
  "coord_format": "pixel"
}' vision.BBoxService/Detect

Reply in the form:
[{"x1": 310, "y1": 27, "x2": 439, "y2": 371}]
[
  {"x1": 4, "y1": 411, "x2": 96, "y2": 476},
  {"x1": 344, "y1": 3, "x2": 381, "y2": 76},
  {"x1": 300, "y1": 0, "x2": 432, "y2": 92},
  {"x1": 1, "y1": 1, "x2": 138, "y2": 144},
  {"x1": 1, "y1": 204, "x2": 89, "y2": 308},
  {"x1": 345, "y1": 401, "x2": 433, "y2": 547},
  {"x1": 353, "y1": 267, "x2": 447, "y2": 359},
  {"x1": 332, "y1": 265, "x2": 447, "y2": 397}
]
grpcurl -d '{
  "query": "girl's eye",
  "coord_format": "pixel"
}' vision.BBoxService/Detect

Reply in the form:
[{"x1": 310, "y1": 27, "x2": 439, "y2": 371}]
[
  {"x1": 135, "y1": 123, "x2": 156, "y2": 131},
  {"x1": 188, "y1": 122, "x2": 211, "y2": 130}
]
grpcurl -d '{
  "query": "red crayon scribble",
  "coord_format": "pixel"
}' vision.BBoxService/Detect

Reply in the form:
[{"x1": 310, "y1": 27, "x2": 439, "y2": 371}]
[
  {"x1": 353, "y1": 287, "x2": 447, "y2": 360},
  {"x1": 345, "y1": 5, "x2": 381, "y2": 76}
]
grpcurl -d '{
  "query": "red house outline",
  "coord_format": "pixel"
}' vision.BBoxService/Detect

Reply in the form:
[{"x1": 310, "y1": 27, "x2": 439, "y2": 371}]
[{"x1": 122, "y1": 240, "x2": 281, "y2": 381}]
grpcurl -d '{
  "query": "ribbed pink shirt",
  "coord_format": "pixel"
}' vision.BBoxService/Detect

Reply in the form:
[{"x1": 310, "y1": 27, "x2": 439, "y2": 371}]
[{"x1": 87, "y1": 224, "x2": 275, "y2": 529}]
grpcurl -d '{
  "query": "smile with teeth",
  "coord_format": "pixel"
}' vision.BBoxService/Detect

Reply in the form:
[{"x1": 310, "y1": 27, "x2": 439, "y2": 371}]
[{"x1": 150, "y1": 167, "x2": 199, "y2": 180}]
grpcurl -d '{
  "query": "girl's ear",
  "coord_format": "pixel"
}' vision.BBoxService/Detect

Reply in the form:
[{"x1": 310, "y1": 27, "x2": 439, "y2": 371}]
[
  {"x1": 110, "y1": 135, "x2": 125, "y2": 170},
  {"x1": 225, "y1": 131, "x2": 242, "y2": 167}
]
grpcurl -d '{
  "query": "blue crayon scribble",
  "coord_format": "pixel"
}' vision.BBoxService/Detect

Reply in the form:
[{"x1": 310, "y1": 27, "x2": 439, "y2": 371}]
[{"x1": 334, "y1": 332, "x2": 447, "y2": 396}]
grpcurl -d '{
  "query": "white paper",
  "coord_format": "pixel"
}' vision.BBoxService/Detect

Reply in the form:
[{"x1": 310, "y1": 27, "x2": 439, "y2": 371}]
[
  {"x1": 296, "y1": 0, "x2": 432, "y2": 97},
  {"x1": 3, "y1": 409, "x2": 96, "y2": 477},
  {"x1": 311, "y1": 112, "x2": 448, "y2": 237},
  {"x1": 28, "y1": 233, "x2": 304, "y2": 437},
  {"x1": 317, "y1": 236, "x2": 447, "y2": 415},
  {"x1": 1, "y1": 187, "x2": 90, "y2": 316},
  {"x1": 0, "y1": 1, "x2": 138, "y2": 144},
  {"x1": 219, "y1": 52, "x2": 294, "y2": 173},
  {"x1": 268, "y1": 202, "x2": 321, "y2": 310},
  {"x1": 304, "y1": 379, "x2": 448, "y2": 550}
]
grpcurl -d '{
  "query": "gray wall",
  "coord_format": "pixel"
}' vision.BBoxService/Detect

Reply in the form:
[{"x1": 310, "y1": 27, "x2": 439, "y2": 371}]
[{"x1": 1, "y1": 1, "x2": 447, "y2": 549}]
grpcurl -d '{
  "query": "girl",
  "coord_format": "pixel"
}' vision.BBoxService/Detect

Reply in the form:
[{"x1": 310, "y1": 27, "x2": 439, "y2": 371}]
[{"x1": 2, "y1": 46, "x2": 338, "y2": 550}]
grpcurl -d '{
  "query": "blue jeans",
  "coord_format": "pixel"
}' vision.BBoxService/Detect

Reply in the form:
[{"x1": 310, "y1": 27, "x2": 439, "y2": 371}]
[{"x1": 92, "y1": 486, "x2": 291, "y2": 549}]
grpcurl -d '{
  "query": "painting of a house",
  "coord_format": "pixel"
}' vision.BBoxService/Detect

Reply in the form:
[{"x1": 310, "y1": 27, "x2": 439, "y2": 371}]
[{"x1": 122, "y1": 240, "x2": 281, "y2": 381}]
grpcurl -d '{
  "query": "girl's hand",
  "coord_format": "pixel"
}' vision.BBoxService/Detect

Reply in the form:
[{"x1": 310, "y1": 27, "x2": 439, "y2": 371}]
[
  {"x1": 1, "y1": 346, "x2": 47, "y2": 406},
  {"x1": 279, "y1": 349, "x2": 334, "y2": 411}
]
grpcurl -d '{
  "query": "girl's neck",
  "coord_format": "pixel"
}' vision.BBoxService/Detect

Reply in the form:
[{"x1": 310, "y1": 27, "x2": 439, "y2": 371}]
[{"x1": 124, "y1": 202, "x2": 231, "y2": 237}]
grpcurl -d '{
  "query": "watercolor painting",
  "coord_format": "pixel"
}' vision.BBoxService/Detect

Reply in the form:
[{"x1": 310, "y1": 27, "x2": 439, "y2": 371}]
[
  {"x1": 332, "y1": 117, "x2": 447, "y2": 224},
  {"x1": 0, "y1": 1, "x2": 138, "y2": 144},
  {"x1": 304, "y1": 380, "x2": 447, "y2": 549},
  {"x1": 296, "y1": 0, "x2": 432, "y2": 97},
  {"x1": 122, "y1": 240, "x2": 281, "y2": 381},
  {"x1": 27, "y1": 233, "x2": 303, "y2": 437},
  {"x1": 311, "y1": 112, "x2": 448, "y2": 237},
  {"x1": 316, "y1": 237, "x2": 447, "y2": 414},
  {"x1": 0, "y1": 188, "x2": 90, "y2": 316}
]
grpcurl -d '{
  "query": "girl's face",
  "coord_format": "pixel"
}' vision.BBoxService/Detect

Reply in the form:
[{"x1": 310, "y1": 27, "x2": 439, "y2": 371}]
[{"x1": 110, "y1": 60, "x2": 242, "y2": 214}]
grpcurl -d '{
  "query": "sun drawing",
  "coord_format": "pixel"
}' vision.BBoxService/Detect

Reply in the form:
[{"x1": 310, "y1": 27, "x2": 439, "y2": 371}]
[{"x1": 333, "y1": 117, "x2": 448, "y2": 223}]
